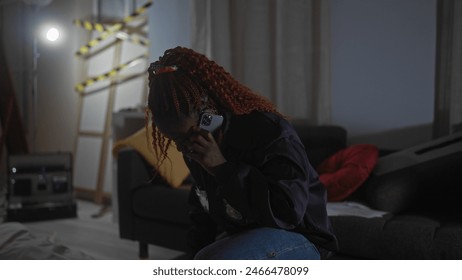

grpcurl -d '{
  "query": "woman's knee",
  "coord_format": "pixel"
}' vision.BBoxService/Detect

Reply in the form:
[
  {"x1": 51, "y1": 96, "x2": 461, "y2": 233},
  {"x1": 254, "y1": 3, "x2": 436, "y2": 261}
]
[{"x1": 194, "y1": 228, "x2": 320, "y2": 260}]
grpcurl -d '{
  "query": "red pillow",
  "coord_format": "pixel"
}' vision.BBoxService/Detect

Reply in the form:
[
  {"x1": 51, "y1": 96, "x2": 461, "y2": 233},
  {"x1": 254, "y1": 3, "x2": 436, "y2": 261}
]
[{"x1": 316, "y1": 144, "x2": 379, "y2": 202}]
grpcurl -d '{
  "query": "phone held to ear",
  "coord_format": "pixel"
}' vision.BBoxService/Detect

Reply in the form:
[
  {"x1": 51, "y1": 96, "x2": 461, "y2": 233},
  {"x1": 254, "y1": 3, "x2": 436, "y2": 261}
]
[{"x1": 199, "y1": 112, "x2": 224, "y2": 132}]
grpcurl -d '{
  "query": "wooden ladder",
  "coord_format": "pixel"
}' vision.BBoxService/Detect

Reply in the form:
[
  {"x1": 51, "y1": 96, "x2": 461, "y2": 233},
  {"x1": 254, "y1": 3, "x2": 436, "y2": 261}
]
[{"x1": 72, "y1": 0, "x2": 151, "y2": 204}]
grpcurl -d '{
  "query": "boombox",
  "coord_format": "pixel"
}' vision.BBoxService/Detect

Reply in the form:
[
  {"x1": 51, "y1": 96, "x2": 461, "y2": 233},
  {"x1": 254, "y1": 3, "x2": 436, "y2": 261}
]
[{"x1": 7, "y1": 152, "x2": 77, "y2": 221}]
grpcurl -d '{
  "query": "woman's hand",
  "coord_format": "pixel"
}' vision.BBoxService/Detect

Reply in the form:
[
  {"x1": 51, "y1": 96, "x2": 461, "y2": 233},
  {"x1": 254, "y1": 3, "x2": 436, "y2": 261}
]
[{"x1": 185, "y1": 127, "x2": 227, "y2": 175}]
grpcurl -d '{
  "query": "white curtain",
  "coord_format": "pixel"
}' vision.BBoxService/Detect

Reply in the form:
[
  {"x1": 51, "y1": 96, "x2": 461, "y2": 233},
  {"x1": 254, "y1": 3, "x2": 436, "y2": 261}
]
[
  {"x1": 433, "y1": 0, "x2": 462, "y2": 137},
  {"x1": 191, "y1": 0, "x2": 331, "y2": 124}
]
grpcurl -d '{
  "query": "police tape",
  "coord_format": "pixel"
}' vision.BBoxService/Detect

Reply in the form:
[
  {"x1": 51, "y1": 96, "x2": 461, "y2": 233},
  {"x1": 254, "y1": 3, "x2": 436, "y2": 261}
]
[
  {"x1": 73, "y1": 19, "x2": 108, "y2": 32},
  {"x1": 75, "y1": 53, "x2": 148, "y2": 93},
  {"x1": 75, "y1": 0, "x2": 152, "y2": 56},
  {"x1": 73, "y1": 21, "x2": 149, "y2": 47}
]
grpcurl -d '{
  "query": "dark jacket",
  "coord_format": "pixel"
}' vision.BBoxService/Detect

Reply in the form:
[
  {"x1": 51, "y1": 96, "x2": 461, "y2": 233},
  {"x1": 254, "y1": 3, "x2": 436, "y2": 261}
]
[{"x1": 185, "y1": 111, "x2": 338, "y2": 255}]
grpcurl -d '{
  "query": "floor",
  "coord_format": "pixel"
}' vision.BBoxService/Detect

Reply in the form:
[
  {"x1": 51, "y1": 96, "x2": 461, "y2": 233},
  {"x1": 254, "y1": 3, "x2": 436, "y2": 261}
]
[{"x1": 21, "y1": 199, "x2": 184, "y2": 260}]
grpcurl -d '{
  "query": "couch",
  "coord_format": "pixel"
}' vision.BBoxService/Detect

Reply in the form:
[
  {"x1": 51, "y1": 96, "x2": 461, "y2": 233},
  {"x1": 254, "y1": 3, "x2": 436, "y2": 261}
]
[
  {"x1": 117, "y1": 123, "x2": 462, "y2": 259},
  {"x1": 329, "y1": 131, "x2": 462, "y2": 259},
  {"x1": 116, "y1": 124, "x2": 347, "y2": 259}
]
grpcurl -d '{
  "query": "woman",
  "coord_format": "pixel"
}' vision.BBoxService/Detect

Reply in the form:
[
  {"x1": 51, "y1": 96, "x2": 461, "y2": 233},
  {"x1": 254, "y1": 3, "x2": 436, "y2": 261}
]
[{"x1": 147, "y1": 46, "x2": 338, "y2": 260}]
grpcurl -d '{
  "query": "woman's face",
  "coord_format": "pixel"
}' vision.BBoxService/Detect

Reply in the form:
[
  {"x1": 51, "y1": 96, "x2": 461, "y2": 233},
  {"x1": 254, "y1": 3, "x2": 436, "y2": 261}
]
[{"x1": 155, "y1": 113, "x2": 199, "y2": 153}]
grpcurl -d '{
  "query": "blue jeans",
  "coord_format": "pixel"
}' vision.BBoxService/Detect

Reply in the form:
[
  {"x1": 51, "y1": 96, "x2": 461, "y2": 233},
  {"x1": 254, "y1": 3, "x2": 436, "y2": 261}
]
[{"x1": 194, "y1": 227, "x2": 320, "y2": 260}]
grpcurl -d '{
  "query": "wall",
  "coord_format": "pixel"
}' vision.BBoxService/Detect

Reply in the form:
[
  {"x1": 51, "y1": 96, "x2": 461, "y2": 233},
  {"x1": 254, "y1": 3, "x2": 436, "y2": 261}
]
[
  {"x1": 147, "y1": 0, "x2": 438, "y2": 149},
  {"x1": 27, "y1": 0, "x2": 193, "y2": 153},
  {"x1": 330, "y1": 0, "x2": 437, "y2": 148},
  {"x1": 2, "y1": 0, "x2": 438, "y2": 195},
  {"x1": 26, "y1": 0, "x2": 89, "y2": 153},
  {"x1": 148, "y1": 0, "x2": 191, "y2": 61},
  {"x1": 1, "y1": 0, "x2": 192, "y2": 199},
  {"x1": 22, "y1": 0, "x2": 440, "y2": 152}
]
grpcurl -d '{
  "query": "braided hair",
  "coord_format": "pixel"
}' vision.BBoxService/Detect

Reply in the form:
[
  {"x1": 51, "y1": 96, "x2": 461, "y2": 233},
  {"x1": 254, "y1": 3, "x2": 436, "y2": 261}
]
[{"x1": 147, "y1": 46, "x2": 279, "y2": 165}]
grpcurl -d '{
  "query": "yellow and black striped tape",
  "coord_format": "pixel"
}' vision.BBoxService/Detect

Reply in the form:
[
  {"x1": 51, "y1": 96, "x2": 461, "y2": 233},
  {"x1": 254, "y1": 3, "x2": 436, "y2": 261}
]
[
  {"x1": 75, "y1": 53, "x2": 149, "y2": 93},
  {"x1": 74, "y1": 20, "x2": 148, "y2": 45},
  {"x1": 74, "y1": 20, "x2": 149, "y2": 47},
  {"x1": 73, "y1": 19, "x2": 108, "y2": 32},
  {"x1": 75, "y1": 0, "x2": 152, "y2": 57},
  {"x1": 122, "y1": 0, "x2": 152, "y2": 23},
  {"x1": 76, "y1": 22, "x2": 123, "y2": 56}
]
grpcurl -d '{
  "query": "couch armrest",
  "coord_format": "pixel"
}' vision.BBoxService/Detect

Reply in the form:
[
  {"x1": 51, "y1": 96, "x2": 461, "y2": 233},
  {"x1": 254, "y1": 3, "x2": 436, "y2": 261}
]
[
  {"x1": 117, "y1": 147, "x2": 154, "y2": 238},
  {"x1": 361, "y1": 132, "x2": 462, "y2": 214}
]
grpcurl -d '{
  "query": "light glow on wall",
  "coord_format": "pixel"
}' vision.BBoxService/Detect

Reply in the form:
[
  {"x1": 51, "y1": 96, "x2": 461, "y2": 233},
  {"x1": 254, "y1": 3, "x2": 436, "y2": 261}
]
[
  {"x1": 46, "y1": 27, "x2": 60, "y2": 42},
  {"x1": 38, "y1": 24, "x2": 63, "y2": 45}
]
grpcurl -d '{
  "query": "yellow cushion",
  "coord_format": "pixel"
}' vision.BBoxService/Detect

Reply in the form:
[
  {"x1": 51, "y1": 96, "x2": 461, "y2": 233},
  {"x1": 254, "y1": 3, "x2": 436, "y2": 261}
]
[{"x1": 112, "y1": 126, "x2": 190, "y2": 188}]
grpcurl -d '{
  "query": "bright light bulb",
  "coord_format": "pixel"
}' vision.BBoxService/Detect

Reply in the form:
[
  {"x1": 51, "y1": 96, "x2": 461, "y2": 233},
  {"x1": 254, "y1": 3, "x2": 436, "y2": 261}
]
[{"x1": 46, "y1": 27, "x2": 60, "y2": 42}]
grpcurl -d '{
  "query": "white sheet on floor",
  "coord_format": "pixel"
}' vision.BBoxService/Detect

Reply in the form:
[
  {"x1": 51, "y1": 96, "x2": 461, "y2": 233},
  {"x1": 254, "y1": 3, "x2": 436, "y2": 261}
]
[
  {"x1": 327, "y1": 201, "x2": 388, "y2": 218},
  {"x1": 0, "y1": 222, "x2": 94, "y2": 260}
]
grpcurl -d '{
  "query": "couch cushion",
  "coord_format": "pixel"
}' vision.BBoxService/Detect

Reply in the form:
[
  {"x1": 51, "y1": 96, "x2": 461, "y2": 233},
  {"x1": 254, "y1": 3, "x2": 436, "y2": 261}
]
[
  {"x1": 113, "y1": 126, "x2": 190, "y2": 188},
  {"x1": 330, "y1": 214, "x2": 462, "y2": 259},
  {"x1": 317, "y1": 144, "x2": 379, "y2": 202}
]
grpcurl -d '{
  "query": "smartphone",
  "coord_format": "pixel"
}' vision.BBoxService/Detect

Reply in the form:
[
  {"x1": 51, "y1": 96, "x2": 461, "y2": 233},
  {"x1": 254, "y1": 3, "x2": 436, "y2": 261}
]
[{"x1": 198, "y1": 112, "x2": 224, "y2": 132}]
